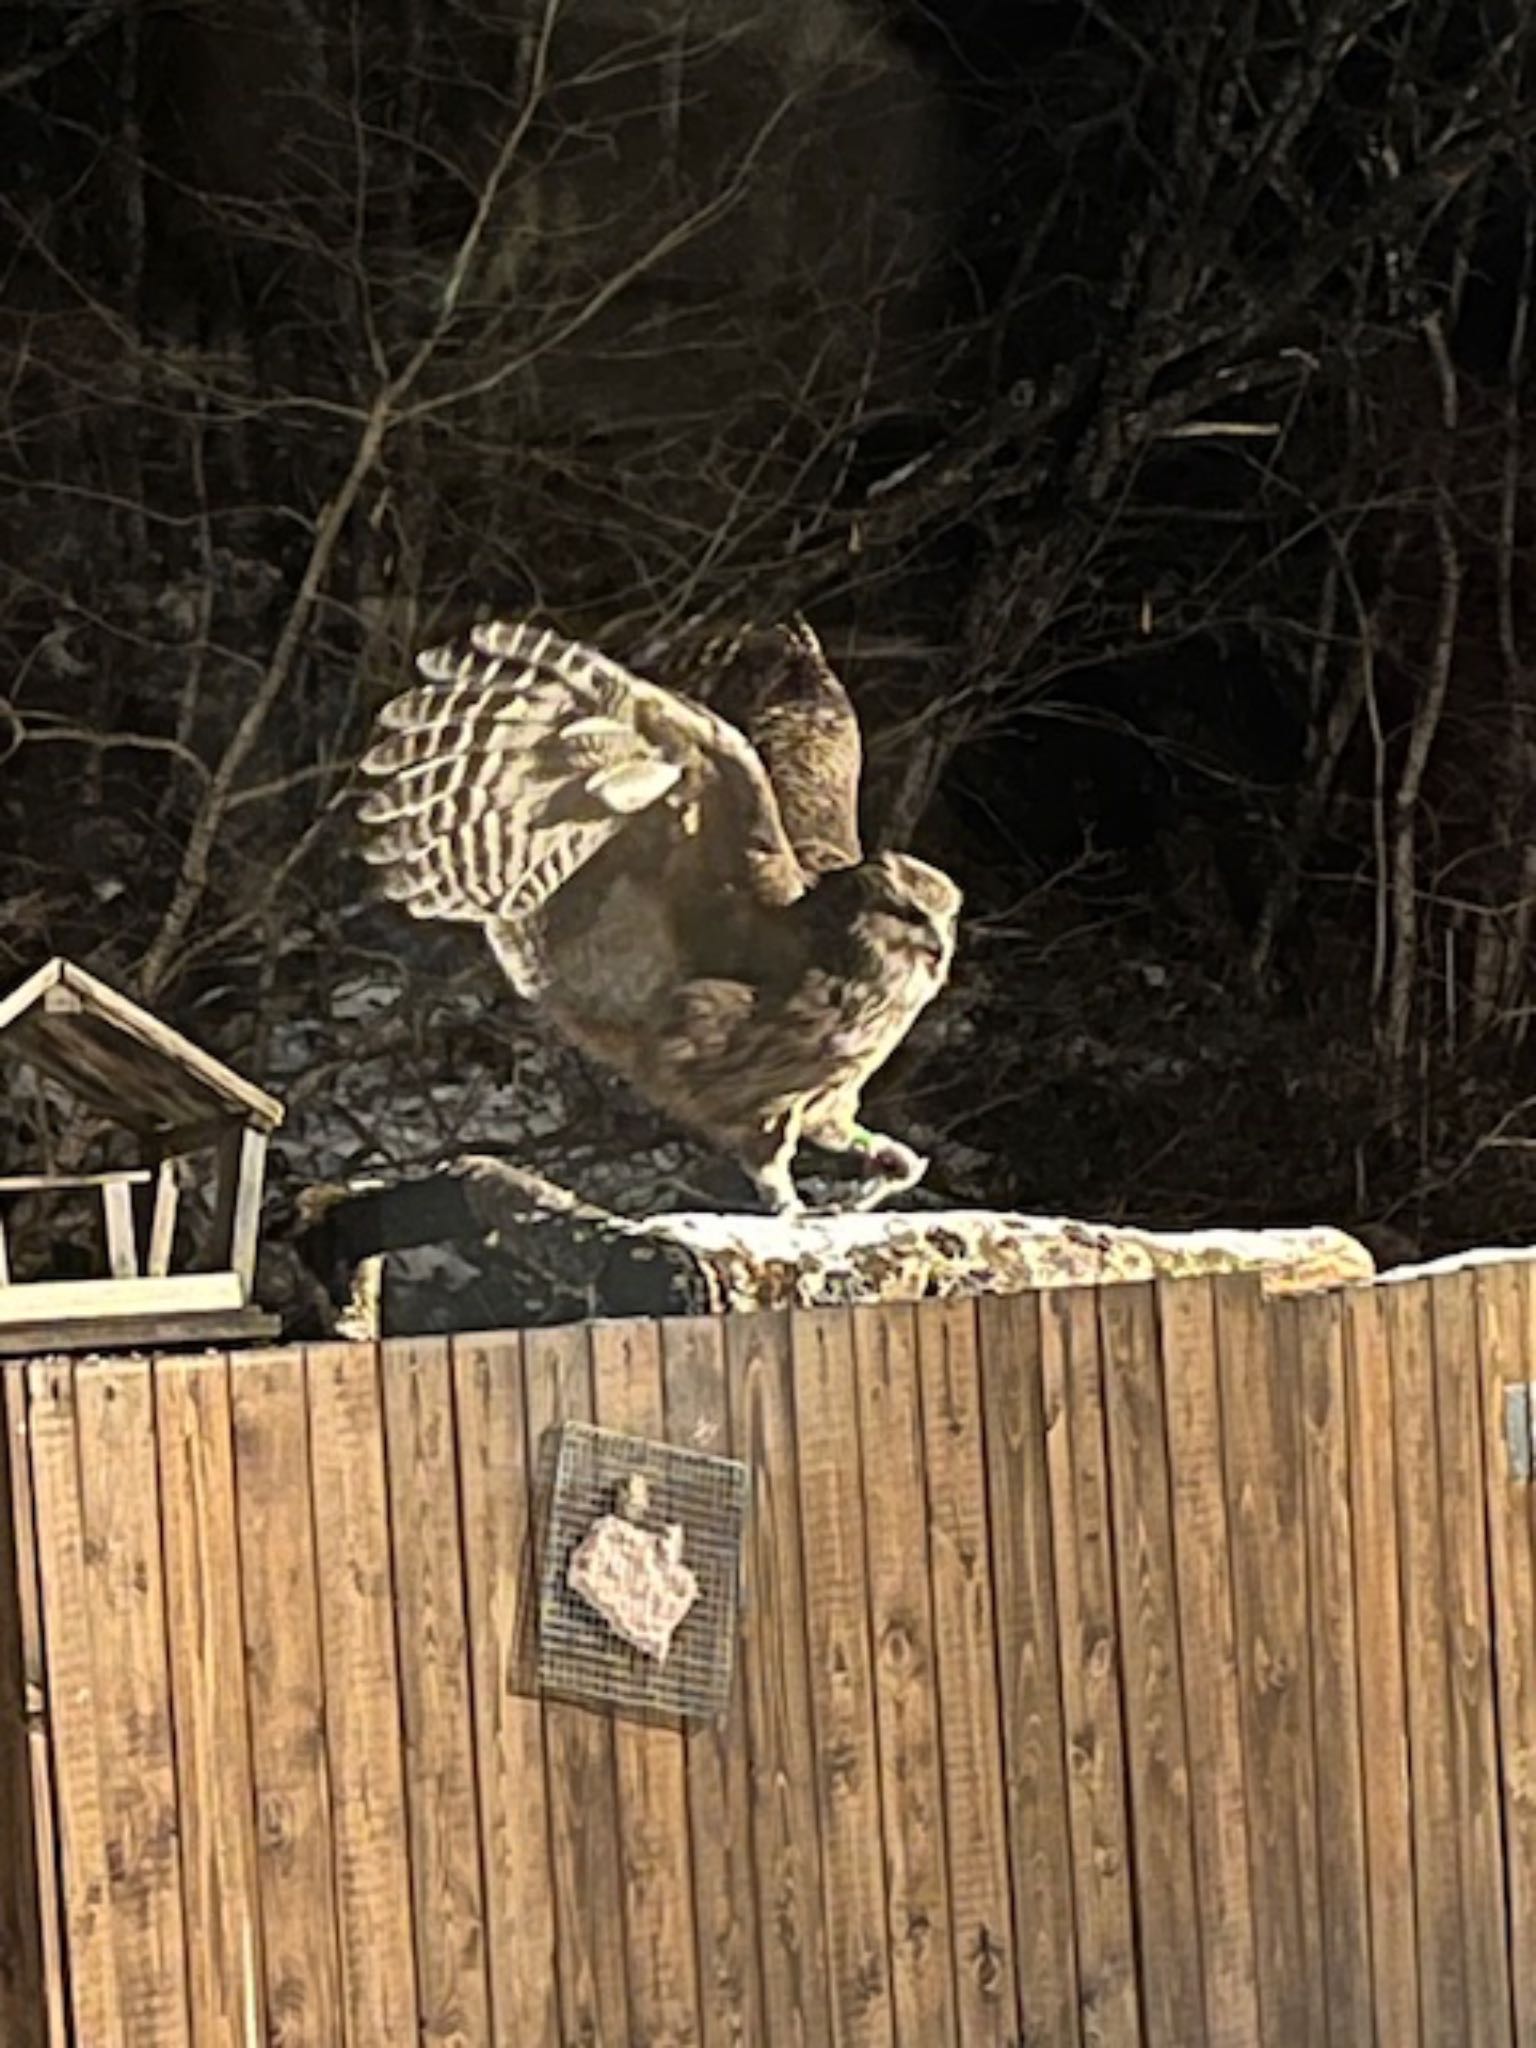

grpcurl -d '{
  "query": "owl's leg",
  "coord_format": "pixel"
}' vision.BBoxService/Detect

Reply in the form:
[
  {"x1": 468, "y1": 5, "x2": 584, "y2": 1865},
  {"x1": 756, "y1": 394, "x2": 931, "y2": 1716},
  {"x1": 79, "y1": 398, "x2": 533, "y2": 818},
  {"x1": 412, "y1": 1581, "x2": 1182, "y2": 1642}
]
[{"x1": 736, "y1": 1109, "x2": 804, "y2": 1218}]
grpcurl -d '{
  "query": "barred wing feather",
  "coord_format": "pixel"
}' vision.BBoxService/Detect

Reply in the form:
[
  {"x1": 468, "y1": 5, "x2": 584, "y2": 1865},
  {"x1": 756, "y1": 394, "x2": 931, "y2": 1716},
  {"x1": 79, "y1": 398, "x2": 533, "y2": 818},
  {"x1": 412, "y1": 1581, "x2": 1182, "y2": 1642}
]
[{"x1": 357, "y1": 618, "x2": 804, "y2": 992}]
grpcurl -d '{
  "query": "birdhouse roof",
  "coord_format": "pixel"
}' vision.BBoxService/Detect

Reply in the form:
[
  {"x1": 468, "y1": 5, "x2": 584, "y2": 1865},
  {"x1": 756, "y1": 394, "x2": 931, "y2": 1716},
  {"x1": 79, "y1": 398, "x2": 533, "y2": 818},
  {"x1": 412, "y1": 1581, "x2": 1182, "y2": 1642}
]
[{"x1": 0, "y1": 958, "x2": 284, "y2": 1136}]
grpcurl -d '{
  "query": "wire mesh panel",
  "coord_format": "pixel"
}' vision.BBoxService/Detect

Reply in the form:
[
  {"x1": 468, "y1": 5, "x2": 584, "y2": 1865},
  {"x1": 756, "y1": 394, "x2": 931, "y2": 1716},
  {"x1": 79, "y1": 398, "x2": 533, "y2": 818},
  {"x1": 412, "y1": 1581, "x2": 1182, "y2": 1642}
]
[{"x1": 534, "y1": 1420, "x2": 750, "y2": 1720}]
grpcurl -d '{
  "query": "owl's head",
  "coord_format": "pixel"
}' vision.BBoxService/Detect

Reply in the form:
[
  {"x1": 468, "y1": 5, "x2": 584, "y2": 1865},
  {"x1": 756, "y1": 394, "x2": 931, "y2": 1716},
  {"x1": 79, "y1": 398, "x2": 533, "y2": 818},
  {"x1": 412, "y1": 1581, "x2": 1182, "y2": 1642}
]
[{"x1": 855, "y1": 851, "x2": 962, "y2": 977}]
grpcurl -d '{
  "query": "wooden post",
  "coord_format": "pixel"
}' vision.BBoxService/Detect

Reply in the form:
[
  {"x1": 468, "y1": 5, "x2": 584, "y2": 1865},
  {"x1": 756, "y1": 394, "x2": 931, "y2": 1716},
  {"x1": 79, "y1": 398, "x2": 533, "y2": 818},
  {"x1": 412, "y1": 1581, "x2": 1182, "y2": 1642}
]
[
  {"x1": 100, "y1": 1179, "x2": 140, "y2": 1280},
  {"x1": 0, "y1": 1370, "x2": 57, "y2": 2048},
  {"x1": 146, "y1": 1161, "x2": 180, "y2": 1281},
  {"x1": 211, "y1": 1126, "x2": 268, "y2": 1297}
]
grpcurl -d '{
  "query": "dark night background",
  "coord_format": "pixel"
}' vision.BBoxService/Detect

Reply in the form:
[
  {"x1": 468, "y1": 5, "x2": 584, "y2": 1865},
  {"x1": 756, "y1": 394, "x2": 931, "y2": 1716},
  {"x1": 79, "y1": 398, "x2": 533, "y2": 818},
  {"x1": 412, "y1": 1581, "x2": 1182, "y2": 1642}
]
[{"x1": 3, "y1": 0, "x2": 1536, "y2": 1310}]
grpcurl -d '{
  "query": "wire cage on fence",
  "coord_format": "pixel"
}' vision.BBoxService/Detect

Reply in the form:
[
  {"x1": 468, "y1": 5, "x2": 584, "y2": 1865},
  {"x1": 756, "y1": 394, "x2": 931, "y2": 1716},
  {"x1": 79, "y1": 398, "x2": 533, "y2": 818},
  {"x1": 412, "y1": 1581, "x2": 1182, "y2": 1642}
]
[{"x1": 534, "y1": 1419, "x2": 750, "y2": 1721}]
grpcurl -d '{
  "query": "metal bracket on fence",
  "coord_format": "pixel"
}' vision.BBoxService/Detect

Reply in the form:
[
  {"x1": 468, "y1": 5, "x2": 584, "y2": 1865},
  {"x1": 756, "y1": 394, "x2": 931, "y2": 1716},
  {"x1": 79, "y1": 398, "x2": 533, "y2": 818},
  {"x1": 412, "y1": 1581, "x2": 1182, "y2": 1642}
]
[{"x1": 1506, "y1": 1385, "x2": 1534, "y2": 1483}]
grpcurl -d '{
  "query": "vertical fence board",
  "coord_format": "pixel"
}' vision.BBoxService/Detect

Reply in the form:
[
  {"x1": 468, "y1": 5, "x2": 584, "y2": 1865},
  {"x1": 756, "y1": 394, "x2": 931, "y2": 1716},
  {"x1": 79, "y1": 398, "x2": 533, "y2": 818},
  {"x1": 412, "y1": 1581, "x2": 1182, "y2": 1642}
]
[
  {"x1": 726, "y1": 1312, "x2": 832, "y2": 2048},
  {"x1": 852, "y1": 1306, "x2": 957, "y2": 2048},
  {"x1": 1292, "y1": 1293, "x2": 1372, "y2": 2048},
  {"x1": 523, "y1": 1322, "x2": 630, "y2": 2048},
  {"x1": 661, "y1": 1316, "x2": 766, "y2": 2048},
  {"x1": 976, "y1": 1294, "x2": 1080, "y2": 2048},
  {"x1": 453, "y1": 1331, "x2": 560, "y2": 2048},
  {"x1": 74, "y1": 1359, "x2": 191, "y2": 2048},
  {"x1": 589, "y1": 1319, "x2": 702, "y2": 2048},
  {"x1": 1385, "y1": 1279, "x2": 1470, "y2": 2046},
  {"x1": 1041, "y1": 1288, "x2": 1141, "y2": 2047},
  {"x1": 155, "y1": 1357, "x2": 264, "y2": 2048},
  {"x1": 0, "y1": 1371, "x2": 48, "y2": 2048},
  {"x1": 229, "y1": 1351, "x2": 344, "y2": 2048},
  {"x1": 7, "y1": 1373, "x2": 67, "y2": 2048},
  {"x1": 1476, "y1": 1263, "x2": 1536, "y2": 2048},
  {"x1": 1099, "y1": 1283, "x2": 1204, "y2": 2048},
  {"x1": 27, "y1": 1362, "x2": 121, "y2": 2046},
  {"x1": 1215, "y1": 1279, "x2": 1324, "y2": 2048},
  {"x1": 1430, "y1": 1272, "x2": 1514, "y2": 2048},
  {"x1": 915, "y1": 1300, "x2": 1017, "y2": 2045},
  {"x1": 1342, "y1": 1287, "x2": 1421, "y2": 2048},
  {"x1": 1157, "y1": 1281, "x2": 1258, "y2": 2048},
  {"x1": 791, "y1": 1307, "x2": 894, "y2": 2048},
  {"x1": 305, "y1": 1342, "x2": 418, "y2": 2048},
  {"x1": 380, "y1": 1337, "x2": 492, "y2": 2047}
]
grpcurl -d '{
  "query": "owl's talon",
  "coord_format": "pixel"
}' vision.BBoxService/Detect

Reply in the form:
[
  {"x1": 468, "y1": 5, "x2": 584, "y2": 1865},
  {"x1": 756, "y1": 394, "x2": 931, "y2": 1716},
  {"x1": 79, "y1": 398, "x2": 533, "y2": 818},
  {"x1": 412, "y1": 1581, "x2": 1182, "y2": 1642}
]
[{"x1": 845, "y1": 1142, "x2": 928, "y2": 1211}]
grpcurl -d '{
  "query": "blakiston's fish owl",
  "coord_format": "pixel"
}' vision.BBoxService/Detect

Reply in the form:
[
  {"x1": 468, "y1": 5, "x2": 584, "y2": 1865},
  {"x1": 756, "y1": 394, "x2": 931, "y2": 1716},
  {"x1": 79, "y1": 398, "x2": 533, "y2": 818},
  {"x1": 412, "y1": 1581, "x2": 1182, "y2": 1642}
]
[{"x1": 357, "y1": 617, "x2": 961, "y2": 1214}]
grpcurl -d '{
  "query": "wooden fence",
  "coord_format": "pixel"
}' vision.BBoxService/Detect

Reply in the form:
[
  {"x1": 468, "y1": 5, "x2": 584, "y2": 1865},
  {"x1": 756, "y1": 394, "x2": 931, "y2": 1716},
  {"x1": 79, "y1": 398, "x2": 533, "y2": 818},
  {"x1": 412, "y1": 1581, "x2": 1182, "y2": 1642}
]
[{"x1": 1, "y1": 1267, "x2": 1534, "y2": 2046}]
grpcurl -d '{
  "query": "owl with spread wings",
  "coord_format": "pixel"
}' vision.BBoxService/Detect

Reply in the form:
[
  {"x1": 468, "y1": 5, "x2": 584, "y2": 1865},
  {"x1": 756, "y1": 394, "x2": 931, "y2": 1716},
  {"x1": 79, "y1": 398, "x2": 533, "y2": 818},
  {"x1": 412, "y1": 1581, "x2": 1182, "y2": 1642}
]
[{"x1": 357, "y1": 616, "x2": 960, "y2": 1215}]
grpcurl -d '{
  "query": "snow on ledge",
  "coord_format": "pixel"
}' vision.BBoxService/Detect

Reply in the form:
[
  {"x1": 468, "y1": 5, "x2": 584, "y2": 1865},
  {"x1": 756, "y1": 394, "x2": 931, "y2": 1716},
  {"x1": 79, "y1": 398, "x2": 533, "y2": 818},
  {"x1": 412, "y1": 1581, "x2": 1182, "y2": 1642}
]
[
  {"x1": 624, "y1": 1207, "x2": 1373, "y2": 1305},
  {"x1": 1373, "y1": 1242, "x2": 1536, "y2": 1285}
]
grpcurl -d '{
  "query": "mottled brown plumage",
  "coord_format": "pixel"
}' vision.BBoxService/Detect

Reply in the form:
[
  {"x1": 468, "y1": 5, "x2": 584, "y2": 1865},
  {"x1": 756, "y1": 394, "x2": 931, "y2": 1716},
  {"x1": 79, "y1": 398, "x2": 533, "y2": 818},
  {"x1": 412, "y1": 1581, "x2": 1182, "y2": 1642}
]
[{"x1": 358, "y1": 617, "x2": 960, "y2": 1213}]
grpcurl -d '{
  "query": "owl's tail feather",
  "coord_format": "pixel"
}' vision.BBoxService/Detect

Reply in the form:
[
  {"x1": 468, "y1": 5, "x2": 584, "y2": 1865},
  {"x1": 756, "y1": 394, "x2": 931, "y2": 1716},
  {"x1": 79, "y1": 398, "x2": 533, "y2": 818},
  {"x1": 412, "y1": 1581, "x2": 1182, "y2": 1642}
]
[{"x1": 356, "y1": 622, "x2": 692, "y2": 991}]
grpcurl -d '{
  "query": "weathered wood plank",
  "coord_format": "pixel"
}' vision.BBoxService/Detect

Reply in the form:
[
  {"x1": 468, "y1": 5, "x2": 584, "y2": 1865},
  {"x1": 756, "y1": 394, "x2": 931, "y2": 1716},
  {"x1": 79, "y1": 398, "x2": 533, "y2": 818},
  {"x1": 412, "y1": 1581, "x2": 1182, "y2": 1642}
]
[
  {"x1": 1098, "y1": 1283, "x2": 1203, "y2": 2048},
  {"x1": 1430, "y1": 1271, "x2": 1513, "y2": 2048},
  {"x1": 0, "y1": 1271, "x2": 244, "y2": 1326},
  {"x1": 725, "y1": 1312, "x2": 832, "y2": 2048},
  {"x1": 212, "y1": 1126, "x2": 268, "y2": 1291},
  {"x1": 1341, "y1": 1286, "x2": 1421, "y2": 2047},
  {"x1": 1215, "y1": 1277, "x2": 1324, "y2": 2047},
  {"x1": 74, "y1": 1359, "x2": 192, "y2": 2048},
  {"x1": 851, "y1": 1306, "x2": 957, "y2": 2048},
  {"x1": 305, "y1": 1342, "x2": 418, "y2": 2046},
  {"x1": 101, "y1": 1177, "x2": 140, "y2": 1278},
  {"x1": 791, "y1": 1306, "x2": 895, "y2": 2048},
  {"x1": 1384, "y1": 1278, "x2": 1470, "y2": 2045},
  {"x1": 523, "y1": 1322, "x2": 630, "y2": 2048},
  {"x1": 0, "y1": 1170, "x2": 153, "y2": 1193},
  {"x1": 453, "y1": 1331, "x2": 560, "y2": 2048},
  {"x1": 146, "y1": 1159, "x2": 180, "y2": 1278},
  {"x1": 1292, "y1": 1292, "x2": 1372, "y2": 2048},
  {"x1": 154, "y1": 1357, "x2": 264, "y2": 2048},
  {"x1": 587, "y1": 1320, "x2": 702, "y2": 2048},
  {"x1": 976, "y1": 1294, "x2": 1079, "y2": 2048},
  {"x1": 26, "y1": 1361, "x2": 121, "y2": 2046},
  {"x1": 1040, "y1": 1288, "x2": 1140, "y2": 2047},
  {"x1": 914, "y1": 1300, "x2": 1016, "y2": 2045},
  {"x1": 380, "y1": 1337, "x2": 492, "y2": 2047},
  {"x1": 229, "y1": 1350, "x2": 344, "y2": 2048},
  {"x1": 1156, "y1": 1279, "x2": 1259, "y2": 2048},
  {"x1": 1475, "y1": 1262, "x2": 1536, "y2": 2047},
  {"x1": 0, "y1": 1370, "x2": 50, "y2": 2048},
  {"x1": 660, "y1": 1316, "x2": 767, "y2": 2048},
  {"x1": 0, "y1": 1306, "x2": 278, "y2": 1360}
]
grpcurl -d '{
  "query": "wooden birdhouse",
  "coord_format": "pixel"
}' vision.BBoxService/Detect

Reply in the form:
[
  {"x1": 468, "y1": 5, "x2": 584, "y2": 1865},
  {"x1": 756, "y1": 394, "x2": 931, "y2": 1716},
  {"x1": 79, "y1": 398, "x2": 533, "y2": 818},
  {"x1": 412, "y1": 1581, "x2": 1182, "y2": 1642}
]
[{"x1": 0, "y1": 957, "x2": 284, "y2": 1355}]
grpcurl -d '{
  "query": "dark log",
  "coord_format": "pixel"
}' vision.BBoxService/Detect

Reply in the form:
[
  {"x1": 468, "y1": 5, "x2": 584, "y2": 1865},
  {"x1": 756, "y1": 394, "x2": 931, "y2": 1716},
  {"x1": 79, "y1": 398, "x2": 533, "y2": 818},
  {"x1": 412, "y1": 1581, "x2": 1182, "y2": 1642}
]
[{"x1": 295, "y1": 1158, "x2": 722, "y2": 1330}]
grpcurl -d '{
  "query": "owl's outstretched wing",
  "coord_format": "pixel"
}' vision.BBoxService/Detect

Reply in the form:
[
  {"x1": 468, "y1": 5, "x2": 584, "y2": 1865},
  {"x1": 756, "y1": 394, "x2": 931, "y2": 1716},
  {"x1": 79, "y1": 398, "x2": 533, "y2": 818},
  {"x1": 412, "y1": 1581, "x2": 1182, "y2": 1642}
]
[
  {"x1": 637, "y1": 618, "x2": 864, "y2": 875},
  {"x1": 357, "y1": 620, "x2": 806, "y2": 993}
]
